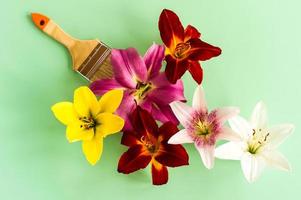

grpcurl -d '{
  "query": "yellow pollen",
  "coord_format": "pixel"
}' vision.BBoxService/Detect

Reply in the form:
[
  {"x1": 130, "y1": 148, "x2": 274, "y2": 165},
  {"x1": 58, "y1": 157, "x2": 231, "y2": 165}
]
[{"x1": 195, "y1": 121, "x2": 210, "y2": 136}]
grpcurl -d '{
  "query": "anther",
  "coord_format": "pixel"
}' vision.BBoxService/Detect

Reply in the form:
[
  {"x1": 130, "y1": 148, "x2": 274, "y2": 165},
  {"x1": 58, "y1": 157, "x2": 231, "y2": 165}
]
[
  {"x1": 252, "y1": 129, "x2": 256, "y2": 136},
  {"x1": 264, "y1": 133, "x2": 270, "y2": 141}
]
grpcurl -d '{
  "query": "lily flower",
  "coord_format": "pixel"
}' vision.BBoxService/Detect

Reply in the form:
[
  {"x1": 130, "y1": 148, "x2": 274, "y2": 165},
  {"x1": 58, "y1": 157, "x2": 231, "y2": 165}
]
[
  {"x1": 159, "y1": 9, "x2": 222, "y2": 84},
  {"x1": 215, "y1": 101, "x2": 294, "y2": 182},
  {"x1": 118, "y1": 106, "x2": 189, "y2": 185},
  {"x1": 90, "y1": 44, "x2": 185, "y2": 130},
  {"x1": 168, "y1": 85, "x2": 239, "y2": 169},
  {"x1": 51, "y1": 87, "x2": 124, "y2": 165}
]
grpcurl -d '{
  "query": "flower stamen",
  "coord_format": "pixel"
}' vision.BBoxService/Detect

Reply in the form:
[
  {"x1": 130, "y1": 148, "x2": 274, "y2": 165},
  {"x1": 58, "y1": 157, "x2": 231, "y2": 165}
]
[
  {"x1": 141, "y1": 136, "x2": 157, "y2": 153},
  {"x1": 247, "y1": 129, "x2": 270, "y2": 154},
  {"x1": 79, "y1": 117, "x2": 96, "y2": 130},
  {"x1": 133, "y1": 81, "x2": 153, "y2": 101},
  {"x1": 174, "y1": 42, "x2": 191, "y2": 59}
]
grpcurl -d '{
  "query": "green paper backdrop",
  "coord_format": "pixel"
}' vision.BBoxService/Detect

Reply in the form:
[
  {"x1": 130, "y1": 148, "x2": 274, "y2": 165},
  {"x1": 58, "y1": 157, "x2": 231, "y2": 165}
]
[{"x1": 1, "y1": 0, "x2": 300, "y2": 199}]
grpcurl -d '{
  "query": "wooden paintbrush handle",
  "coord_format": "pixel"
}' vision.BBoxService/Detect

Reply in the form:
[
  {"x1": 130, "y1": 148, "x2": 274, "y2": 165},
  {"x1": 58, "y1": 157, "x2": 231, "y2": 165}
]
[
  {"x1": 31, "y1": 13, "x2": 75, "y2": 49},
  {"x1": 43, "y1": 20, "x2": 75, "y2": 48}
]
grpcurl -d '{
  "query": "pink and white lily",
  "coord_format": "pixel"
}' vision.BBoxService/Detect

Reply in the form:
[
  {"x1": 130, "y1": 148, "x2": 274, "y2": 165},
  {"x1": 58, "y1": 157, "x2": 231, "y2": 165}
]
[
  {"x1": 215, "y1": 101, "x2": 294, "y2": 182},
  {"x1": 90, "y1": 44, "x2": 185, "y2": 130},
  {"x1": 168, "y1": 85, "x2": 239, "y2": 169}
]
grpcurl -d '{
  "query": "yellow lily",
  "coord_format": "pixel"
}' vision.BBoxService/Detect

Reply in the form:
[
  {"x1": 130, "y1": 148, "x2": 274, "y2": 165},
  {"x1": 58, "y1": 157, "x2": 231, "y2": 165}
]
[{"x1": 51, "y1": 86, "x2": 124, "y2": 165}]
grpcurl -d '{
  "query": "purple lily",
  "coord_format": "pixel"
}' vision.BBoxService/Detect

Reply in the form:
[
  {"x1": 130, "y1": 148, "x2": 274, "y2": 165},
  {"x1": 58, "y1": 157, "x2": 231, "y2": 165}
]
[{"x1": 90, "y1": 44, "x2": 185, "y2": 130}]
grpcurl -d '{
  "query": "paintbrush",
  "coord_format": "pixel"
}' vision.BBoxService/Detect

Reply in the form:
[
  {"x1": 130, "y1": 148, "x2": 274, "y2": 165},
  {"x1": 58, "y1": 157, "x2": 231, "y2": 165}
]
[{"x1": 31, "y1": 13, "x2": 113, "y2": 82}]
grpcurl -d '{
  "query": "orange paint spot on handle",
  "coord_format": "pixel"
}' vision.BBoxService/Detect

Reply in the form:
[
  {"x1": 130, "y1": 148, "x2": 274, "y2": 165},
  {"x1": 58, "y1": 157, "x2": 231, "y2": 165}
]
[{"x1": 31, "y1": 13, "x2": 50, "y2": 30}]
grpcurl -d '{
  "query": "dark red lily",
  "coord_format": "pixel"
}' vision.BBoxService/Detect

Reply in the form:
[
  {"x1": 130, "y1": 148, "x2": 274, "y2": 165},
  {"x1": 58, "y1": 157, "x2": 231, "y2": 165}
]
[
  {"x1": 159, "y1": 9, "x2": 222, "y2": 84},
  {"x1": 118, "y1": 106, "x2": 189, "y2": 185}
]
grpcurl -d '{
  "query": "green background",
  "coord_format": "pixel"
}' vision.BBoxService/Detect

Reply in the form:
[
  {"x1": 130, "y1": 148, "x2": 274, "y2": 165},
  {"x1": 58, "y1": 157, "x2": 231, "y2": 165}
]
[{"x1": 1, "y1": 0, "x2": 300, "y2": 199}]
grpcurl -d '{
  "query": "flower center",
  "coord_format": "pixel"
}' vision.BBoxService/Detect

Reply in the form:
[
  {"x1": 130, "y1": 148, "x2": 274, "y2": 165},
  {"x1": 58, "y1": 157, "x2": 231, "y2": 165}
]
[
  {"x1": 141, "y1": 136, "x2": 157, "y2": 154},
  {"x1": 79, "y1": 116, "x2": 96, "y2": 130},
  {"x1": 247, "y1": 129, "x2": 270, "y2": 154},
  {"x1": 195, "y1": 121, "x2": 211, "y2": 136},
  {"x1": 174, "y1": 42, "x2": 191, "y2": 59},
  {"x1": 133, "y1": 81, "x2": 153, "y2": 101}
]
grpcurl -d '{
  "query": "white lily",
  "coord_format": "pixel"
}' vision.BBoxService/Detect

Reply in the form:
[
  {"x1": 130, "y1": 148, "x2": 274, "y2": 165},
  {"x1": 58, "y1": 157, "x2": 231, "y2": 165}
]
[
  {"x1": 168, "y1": 85, "x2": 239, "y2": 169},
  {"x1": 215, "y1": 101, "x2": 294, "y2": 182}
]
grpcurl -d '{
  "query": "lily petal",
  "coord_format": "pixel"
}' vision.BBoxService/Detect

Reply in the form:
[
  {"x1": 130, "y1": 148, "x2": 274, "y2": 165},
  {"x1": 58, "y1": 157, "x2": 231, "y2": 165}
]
[
  {"x1": 184, "y1": 25, "x2": 201, "y2": 41},
  {"x1": 218, "y1": 126, "x2": 242, "y2": 141},
  {"x1": 90, "y1": 79, "x2": 123, "y2": 96},
  {"x1": 73, "y1": 86, "x2": 100, "y2": 117},
  {"x1": 151, "y1": 104, "x2": 179, "y2": 125},
  {"x1": 158, "y1": 121, "x2": 180, "y2": 142},
  {"x1": 165, "y1": 55, "x2": 189, "y2": 84},
  {"x1": 151, "y1": 160, "x2": 168, "y2": 185},
  {"x1": 95, "y1": 113, "x2": 124, "y2": 138},
  {"x1": 66, "y1": 121, "x2": 94, "y2": 142},
  {"x1": 137, "y1": 106, "x2": 159, "y2": 138},
  {"x1": 170, "y1": 101, "x2": 194, "y2": 128},
  {"x1": 188, "y1": 61, "x2": 203, "y2": 84},
  {"x1": 262, "y1": 150, "x2": 291, "y2": 171},
  {"x1": 143, "y1": 43, "x2": 165, "y2": 78},
  {"x1": 229, "y1": 116, "x2": 253, "y2": 139},
  {"x1": 82, "y1": 137, "x2": 103, "y2": 165},
  {"x1": 148, "y1": 73, "x2": 185, "y2": 105},
  {"x1": 215, "y1": 141, "x2": 244, "y2": 160},
  {"x1": 195, "y1": 144, "x2": 215, "y2": 169},
  {"x1": 118, "y1": 145, "x2": 152, "y2": 174},
  {"x1": 159, "y1": 9, "x2": 184, "y2": 49},
  {"x1": 241, "y1": 152, "x2": 266, "y2": 183},
  {"x1": 250, "y1": 101, "x2": 268, "y2": 129},
  {"x1": 99, "y1": 89, "x2": 123, "y2": 113},
  {"x1": 155, "y1": 143, "x2": 189, "y2": 167},
  {"x1": 168, "y1": 129, "x2": 193, "y2": 144},
  {"x1": 267, "y1": 124, "x2": 294, "y2": 149},
  {"x1": 187, "y1": 38, "x2": 222, "y2": 61},
  {"x1": 192, "y1": 84, "x2": 207, "y2": 112},
  {"x1": 214, "y1": 107, "x2": 240, "y2": 125},
  {"x1": 121, "y1": 131, "x2": 141, "y2": 147},
  {"x1": 111, "y1": 48, "x2": 147, "y2": 88},
  {"x1": 115, "y1": 91, "x2": 136, "y2": 131},
  {"x1": 51, "y1": 102, "x2": 77, "y2": 125}
]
